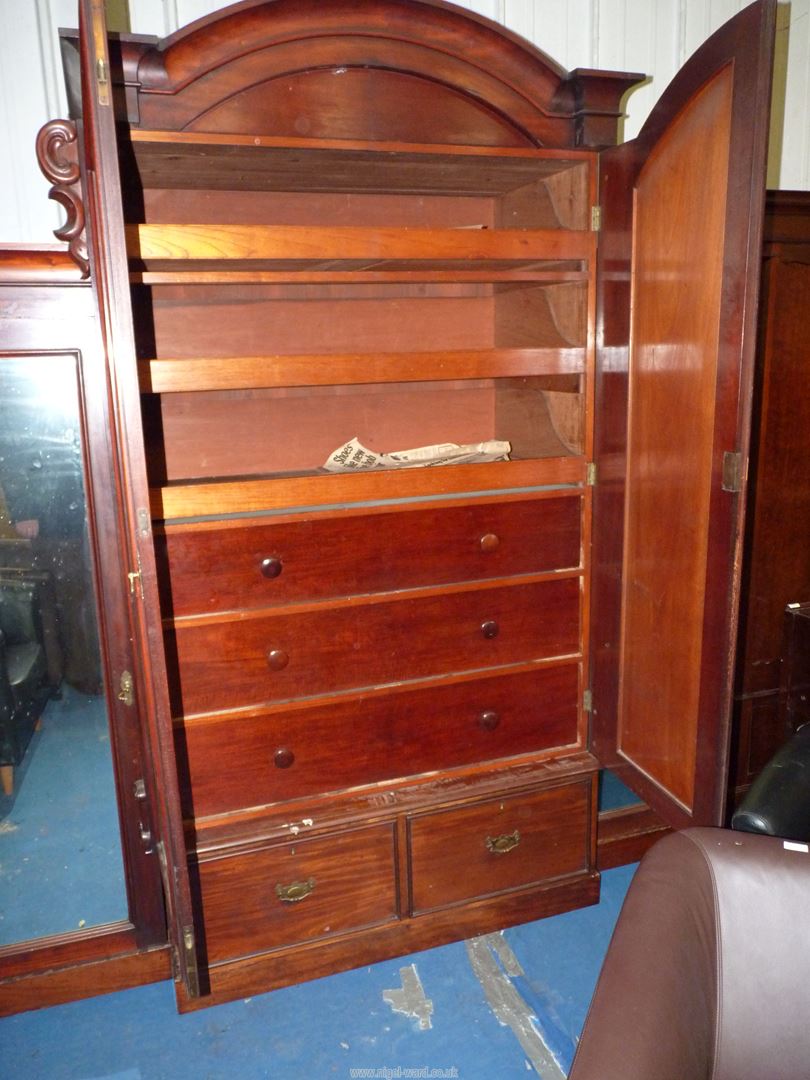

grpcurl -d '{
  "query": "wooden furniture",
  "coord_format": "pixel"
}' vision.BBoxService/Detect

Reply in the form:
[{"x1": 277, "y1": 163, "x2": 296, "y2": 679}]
[
  {"x1": 0, "y1": 247, "x2": 170, "y2": 1015},
  {"x1": 731, "y1": 192, "x2": 810, "y2": 795},
  {"x1": 61, "y1": 0, "x2": 775, "y2": 1011},
  {"x1": 780, "y1": 602, "x2": 810, "y2": 733}
]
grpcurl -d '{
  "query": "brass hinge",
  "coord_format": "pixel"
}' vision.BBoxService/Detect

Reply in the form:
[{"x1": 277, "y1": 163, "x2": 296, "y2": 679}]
[
  {"x1": 721, "y1": 451, "x2": 745, "y2": 493},
  {"x1": 136, "y1": 507, "x2": 151, "y2": 539},
  {"x1": 156, "y1": 842, "x2": 202, "y2": 998},
  {"x1": 583, "y1": 688, "x2": 593, "y2": 713},
  {"x1": 586, "y1": 462, "x2": 597, "y2": 486},
  {"x1": 90, "y1": 0, "x2": 110, "y2": 102},
  {"x1": 182, "y1": 925, "x2": 201, "y2": 999},
  {"x1": 118, "y1": 670, "x2": 135, "y2": 707},
  {"x1": 590, "y1": 205, "x2": 602, "y2": 232}
]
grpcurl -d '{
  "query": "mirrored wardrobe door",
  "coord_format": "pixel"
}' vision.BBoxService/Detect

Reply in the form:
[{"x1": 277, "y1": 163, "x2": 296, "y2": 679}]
[
  {"x1": 0, "y1": 261, "x2": 166, "y2": 1006},
  {"x1": 0, "y1": 351, "x2": 126, "y2": 943}
]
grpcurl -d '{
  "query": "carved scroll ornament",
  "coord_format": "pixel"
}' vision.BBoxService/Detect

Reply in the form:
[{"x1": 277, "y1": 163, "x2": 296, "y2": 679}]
[{"x1": 35, "y1": 119, "x2": 90, "y2": 278}]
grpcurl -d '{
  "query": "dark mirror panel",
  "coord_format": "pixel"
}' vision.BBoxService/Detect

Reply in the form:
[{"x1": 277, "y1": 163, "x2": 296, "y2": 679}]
[{"x1": 0, "y1": 354, "x2": 127, "y2": 944}]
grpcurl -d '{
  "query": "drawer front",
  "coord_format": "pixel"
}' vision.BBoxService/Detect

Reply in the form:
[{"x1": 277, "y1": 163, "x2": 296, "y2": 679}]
[
  {"x1": 181, "y1": 663, "x2": 581, "y2": 816},
  {"x1": 198, "y1": 824, "x2": 397, "y2": 964},
  {"x1": 158, "y1": 496, "x2": 581, "y2": 615},
  {"x1": 408, "y1": 780, "x2": 592, "y2": 914},
  {"x1": 171, "y1": 576, "x2": 580, "y2": 715}
]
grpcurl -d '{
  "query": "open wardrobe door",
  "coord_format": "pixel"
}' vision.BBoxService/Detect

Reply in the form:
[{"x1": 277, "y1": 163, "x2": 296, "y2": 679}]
[
  {"x1": 591, "y1": 0, "x2": 776, "y2": 829},
  {"x1": 75, "y1": 0, "x2": 202, "y2": 996}
]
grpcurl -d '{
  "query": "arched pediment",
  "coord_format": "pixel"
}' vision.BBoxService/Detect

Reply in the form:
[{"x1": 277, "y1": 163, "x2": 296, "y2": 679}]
[{"x1": 104, "y1": 0, "x2": 641, "y2": 148}]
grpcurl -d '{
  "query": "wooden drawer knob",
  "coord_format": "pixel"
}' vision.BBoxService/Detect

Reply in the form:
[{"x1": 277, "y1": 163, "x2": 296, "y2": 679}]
[
  {"x1": 260, "y1": 556, "x2": 283, "y2": 579},
  {"x1": 275, "y1": 877, "x2": 315, "y2": 903},
  {"x1": 486, "y1": 830, "x2": 520, "y2": 854},
  {"x1": 480, "y1": 619, "x2": 499, "y2": 639},
  {"x1": 273, "y1": 747, "x2": 295, "y2": 769},
  {"x1": 266, "y1": 648, "x2": 289, "y2": 671},
  {"x1": 478, "y1": 709, "x2": 500, "y2": 731},
  {"x1": 479, "y1": 533, "x2": 500, "y2": 553}
]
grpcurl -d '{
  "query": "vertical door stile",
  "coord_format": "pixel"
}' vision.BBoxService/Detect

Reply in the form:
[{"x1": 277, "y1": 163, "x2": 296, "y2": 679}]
[{"x1": 76, "y1": 0, "x2": 202, "y2": 995}]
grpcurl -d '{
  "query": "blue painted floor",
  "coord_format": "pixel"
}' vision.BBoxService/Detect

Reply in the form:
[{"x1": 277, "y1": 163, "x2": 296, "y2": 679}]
[
  {"x1": 1, "y1": 689, "x2": 639, "y2": 1077},
  {"x1": 0, "y1": 686, "x2": 128, "y2": 945},
  {"x1": 0, "y1": 863, "x2": 635, "y2": 1080}
]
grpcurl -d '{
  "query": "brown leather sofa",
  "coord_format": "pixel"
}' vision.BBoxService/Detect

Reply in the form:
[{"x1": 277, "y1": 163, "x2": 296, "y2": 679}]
[{"x1": 569, "y1": 827, "x2": 810, "y2": 1080}]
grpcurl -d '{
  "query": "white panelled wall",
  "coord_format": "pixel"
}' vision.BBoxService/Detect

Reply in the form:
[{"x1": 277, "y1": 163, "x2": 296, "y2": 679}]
[{"x1": 1, "y1": 0, "x2": 807, "y2": 244}]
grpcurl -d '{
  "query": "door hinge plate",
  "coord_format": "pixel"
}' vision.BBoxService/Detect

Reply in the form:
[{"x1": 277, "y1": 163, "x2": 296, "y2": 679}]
[
  {"x1": 182, "y1": 924, "x2": 201, "y2": 999},
  {"x1": 721, "y1": 451, "x2": 745, "y2": 493},
  {"x1": 156, "y1": 841, "x2": 202, "y2": 999},
  {"x1": 90, "y1": 0, "x2": 110, "y2": 107},
  {"x1": 586, "y1": 462, "x2": 597, "y2": 486},
  {"x1": 590, "y1": 205, "x2": 602, "y2": 231},
  {"x1": 583, "y1": 688, "x2": 593, "y2": 713},
  {"x1": 137, "y1": 507, "x2": 151, "y2": 538}
]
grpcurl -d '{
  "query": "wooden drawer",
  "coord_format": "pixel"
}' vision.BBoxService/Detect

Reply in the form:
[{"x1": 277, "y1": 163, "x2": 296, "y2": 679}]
[
  {"x1": 157, "y1": 496, "x2": 581, "y2": 615},
  {"x1": 408, "y1": 779, "x2": 592, "y2": 914},
  {"x1": 198, "y1": 824, "x2": 398, "y2": 964},
  {"x1": 180, "y1": 662, "x2": 581, "y2": 816},
  {"x1": 171, "y1": 576, "x2": 580, "y2": 715}
]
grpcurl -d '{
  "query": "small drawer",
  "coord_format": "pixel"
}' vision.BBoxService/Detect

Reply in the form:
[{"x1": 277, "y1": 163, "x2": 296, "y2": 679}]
[
  {"x1": 171, "y1": 576, "x2": 580, "y2": 714},
  {"x1": 180, "y1": 663, "x2": 581, "y2": 817},
  {"x1": 157, "y1": 496, "x2": 581, "y2": 615},
  {"x1": 198, "y1": 824, "x2": 398, "y2": 964},
  {"x1": 408, "y1": 780, "x2": 592, "y2": 914}
]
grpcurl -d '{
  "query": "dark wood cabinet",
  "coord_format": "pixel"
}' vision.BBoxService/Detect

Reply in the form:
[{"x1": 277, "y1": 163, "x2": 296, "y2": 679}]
[
  {"x1": 732, "y1": 192, "x2": 810, "y2": 794},
  {"x1": 780, "y1": 602, "x2": 810, "y2": 731},
  {"x1": 46, "y1": 0, "x2": 776, "y2": 1011}
]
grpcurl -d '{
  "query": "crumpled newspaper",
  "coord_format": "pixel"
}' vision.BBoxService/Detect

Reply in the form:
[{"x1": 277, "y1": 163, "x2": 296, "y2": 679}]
[{"x1": 323, "y1": 436, "x2": 511, "y2": 473}]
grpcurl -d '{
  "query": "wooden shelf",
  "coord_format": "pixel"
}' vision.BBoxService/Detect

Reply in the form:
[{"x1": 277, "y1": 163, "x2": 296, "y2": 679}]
[
  {"x1": 131, "y1": 268, "x2": 587, "y2": 286},
  {"x1": 151, "y1": 457, "x2": 587, "y2": 520},
  {"x1": 139, "y1": 348, "x2": 585, "y2": 393},
  {"x1": 126, "y1": 130, "x2": 592, "y2": 195},
  {"x1": 125, "y1": 224, "x2": 593, "y2": 272}
]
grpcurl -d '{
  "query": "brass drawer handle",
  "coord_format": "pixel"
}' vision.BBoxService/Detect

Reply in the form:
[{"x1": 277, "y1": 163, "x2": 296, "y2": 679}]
[
  {"x1": 275, "y1": 877, "x2": 315, "y2": 903},
  {"x1": 486, "y1": 830, "x2": 520, "y2": 854},
  {"x1": 479, "y1": 532, "x2": 500, "y2": 553}
]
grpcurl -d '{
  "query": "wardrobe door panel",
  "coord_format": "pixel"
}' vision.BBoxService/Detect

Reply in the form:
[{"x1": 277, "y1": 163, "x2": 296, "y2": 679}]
[{"x1": 594, "y1": 0, "x2": 776, "y2": 827}]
